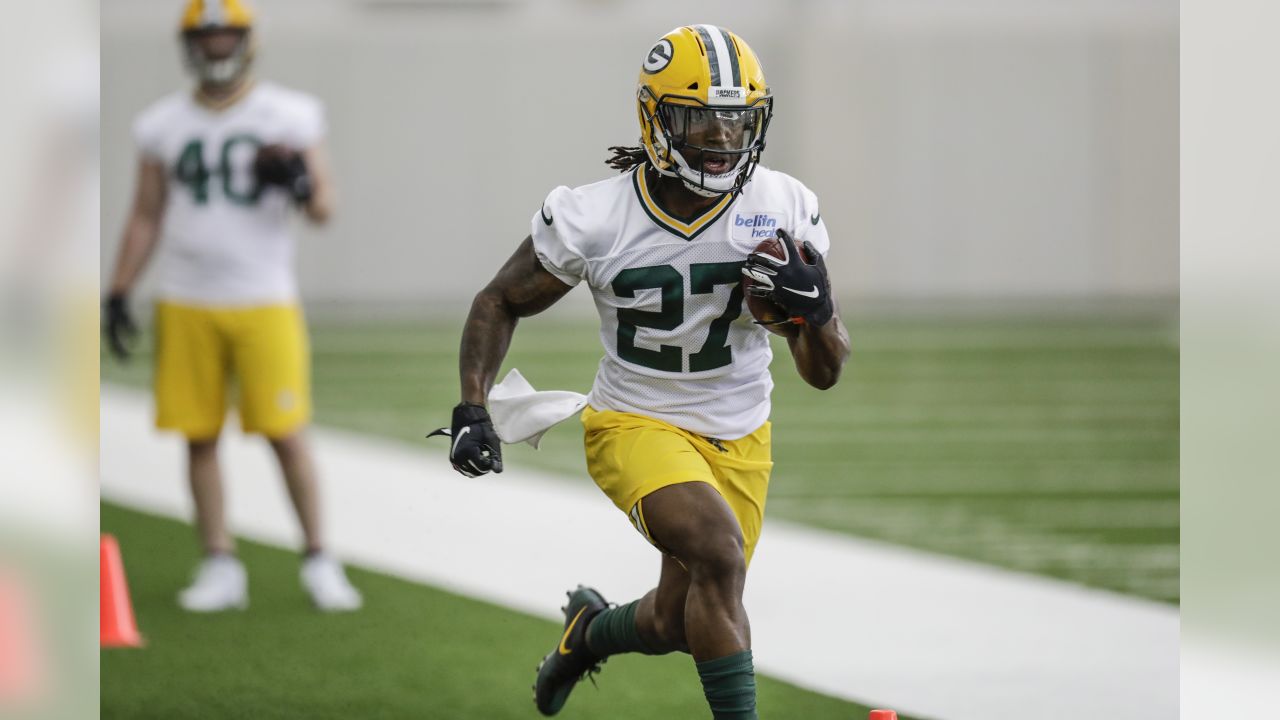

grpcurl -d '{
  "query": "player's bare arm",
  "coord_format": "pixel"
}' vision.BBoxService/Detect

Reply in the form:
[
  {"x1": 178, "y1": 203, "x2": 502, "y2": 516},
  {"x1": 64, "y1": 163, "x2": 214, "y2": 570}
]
[
  {"x1": 103, "y1": 156, "x2": 168, "y2": 359},
  {"x1": 785, "y1": 306, "x2": 850, "y2": 390},
  {"x1": 108, "y1": 157, "x2": 168, "y2": 296},
  {"x1": 301, "y1": 142, "x2": 334, "y2": 224},
  {"x1": 431, "y1": 236, "x2": 572, "y2": 478},
  {"x1": 460, "y1": 235, "x2": 573, "y2": 404}
]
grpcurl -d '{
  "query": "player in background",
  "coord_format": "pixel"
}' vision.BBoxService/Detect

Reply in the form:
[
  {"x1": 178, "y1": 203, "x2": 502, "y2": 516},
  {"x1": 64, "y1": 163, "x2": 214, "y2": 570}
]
[
  {"x1": 103, "y1": 0, "x2": 361, "y2": 612},
  {"x1": 439, "y1": 25, "x2": 849, "y2": 718}
]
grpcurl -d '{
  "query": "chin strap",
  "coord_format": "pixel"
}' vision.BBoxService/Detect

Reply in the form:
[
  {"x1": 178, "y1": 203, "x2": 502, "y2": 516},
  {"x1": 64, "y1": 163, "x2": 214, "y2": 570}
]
[{"x1": 673, "y1": 152, "x2": 751, "y2": 197}]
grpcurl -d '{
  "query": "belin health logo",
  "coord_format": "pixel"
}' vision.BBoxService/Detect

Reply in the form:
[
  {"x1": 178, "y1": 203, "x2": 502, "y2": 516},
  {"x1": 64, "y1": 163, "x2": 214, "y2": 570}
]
[{"x1": 735, "y1": 213, "x2": 778, "y2": 238}]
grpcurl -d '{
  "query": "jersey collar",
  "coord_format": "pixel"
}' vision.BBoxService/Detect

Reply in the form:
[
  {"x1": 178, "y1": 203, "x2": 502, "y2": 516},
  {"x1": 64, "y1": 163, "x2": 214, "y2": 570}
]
[
  {"x1": 632, "y1": 167, "x2": 736, "y2": 241},
  {"x1": 192, "y1": 78, "x2": 258, "y2": 114}
]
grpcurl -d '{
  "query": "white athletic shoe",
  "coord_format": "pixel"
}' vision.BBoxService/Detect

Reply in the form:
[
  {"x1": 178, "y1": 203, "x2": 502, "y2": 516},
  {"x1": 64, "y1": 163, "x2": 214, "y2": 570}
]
[
  {"x1": 178, "y1": 555, "x2": 248, "y2": 612},
  {"x1": 301, "y1": 554, "x2": 363, "y2": 612}
]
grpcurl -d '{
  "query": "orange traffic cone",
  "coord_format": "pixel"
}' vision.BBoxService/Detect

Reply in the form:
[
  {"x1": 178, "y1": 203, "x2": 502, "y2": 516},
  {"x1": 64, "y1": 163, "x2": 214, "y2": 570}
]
[
  {"x1": 869, "y1": 711, "x2": 898, "y2": 720},
  {"x1": 100, "y1": 534, "x2": 143, "y2": 647}
]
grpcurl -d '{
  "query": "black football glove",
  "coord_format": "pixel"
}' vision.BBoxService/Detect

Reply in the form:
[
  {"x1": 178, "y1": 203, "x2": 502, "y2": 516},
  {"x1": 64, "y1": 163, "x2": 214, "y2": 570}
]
[
  {"x1": 103, "y1": 293, "x2": 138, "y2": 361},
  {"x1": 427, "y1": 402, "x2": 504, "y2": 478},
  {"x1": 253, "y1": 145, "x2": 313, "y2": 204},
  {"x1": 741, "y1": 228, "x2": 834, "y2": 328}
]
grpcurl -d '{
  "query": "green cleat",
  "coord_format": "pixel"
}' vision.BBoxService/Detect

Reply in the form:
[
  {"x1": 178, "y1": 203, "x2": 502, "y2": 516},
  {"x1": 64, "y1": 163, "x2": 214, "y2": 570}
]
[{"x1": 533, "y1": 585, "x2": 609, "y2": 716}]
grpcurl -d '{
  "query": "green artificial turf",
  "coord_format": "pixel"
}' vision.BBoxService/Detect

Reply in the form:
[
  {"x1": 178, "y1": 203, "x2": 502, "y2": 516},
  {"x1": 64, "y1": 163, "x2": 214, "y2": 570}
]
[{"x1": 101, "y1": 503, "x2": 898, "y2": 719}]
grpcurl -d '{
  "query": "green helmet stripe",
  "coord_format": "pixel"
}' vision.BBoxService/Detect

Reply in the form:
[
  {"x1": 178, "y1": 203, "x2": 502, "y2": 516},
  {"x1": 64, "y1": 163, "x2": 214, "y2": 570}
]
[
  {"x1": 694, "y1": 25, "x2": 723, "y2": 87},
  {"x1": 718, "y1": 27, "x2": 741, "y2": 87}
]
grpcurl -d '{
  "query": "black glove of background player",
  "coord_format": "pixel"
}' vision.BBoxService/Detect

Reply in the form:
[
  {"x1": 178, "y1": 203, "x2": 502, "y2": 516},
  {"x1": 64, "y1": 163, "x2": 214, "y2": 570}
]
[
  {"x1": 427, "y1": 402, "x2": 504, "y2": 477},
  {"x1": 742, "y1": 228, "x2": 834, "y2": 327},
  {"x1": 103, "y1": 293, "x2": 138, "y2": 361},
  {"x1": 253, "y1": 145, "x2": 313, "y2": 204}
]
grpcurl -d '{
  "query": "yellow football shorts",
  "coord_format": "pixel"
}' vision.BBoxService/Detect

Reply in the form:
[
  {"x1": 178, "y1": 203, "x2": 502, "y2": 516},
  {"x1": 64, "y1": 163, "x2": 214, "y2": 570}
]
[
  {"x1": 154, "y1": 302, "x2": 311, "y2": 440},
  {"x1": 582, "y1": 405, "x2": 773, "y2": 565}
]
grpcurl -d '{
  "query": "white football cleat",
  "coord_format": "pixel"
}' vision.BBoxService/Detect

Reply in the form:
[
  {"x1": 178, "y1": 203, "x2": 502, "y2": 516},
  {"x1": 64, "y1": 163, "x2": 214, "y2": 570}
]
[
  {"x1": 178, "y1": 554, "x2": 248, "y2": 612},
  {"x1": 301, "y1": 553, "x2": 363, "y2": 612}
]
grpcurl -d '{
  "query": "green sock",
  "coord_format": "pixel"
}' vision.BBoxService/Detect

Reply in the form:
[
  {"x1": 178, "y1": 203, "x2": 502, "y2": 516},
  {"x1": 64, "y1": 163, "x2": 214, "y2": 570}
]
[
  {"x1": 584, "y1": 600, "x2": 661, "y2": 658},
  {"x1": 696, "y1": 650, "x2": 757, "y2": 720}
]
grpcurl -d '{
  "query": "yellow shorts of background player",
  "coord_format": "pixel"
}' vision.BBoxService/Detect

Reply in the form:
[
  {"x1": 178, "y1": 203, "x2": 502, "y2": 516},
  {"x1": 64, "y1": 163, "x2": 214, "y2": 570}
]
[
  {"x1": 582, "y1": 405, "x2": 773, "y2": 566},
  {"x1": 154, "y1": 302, "x2": 311, "y2": 440}
]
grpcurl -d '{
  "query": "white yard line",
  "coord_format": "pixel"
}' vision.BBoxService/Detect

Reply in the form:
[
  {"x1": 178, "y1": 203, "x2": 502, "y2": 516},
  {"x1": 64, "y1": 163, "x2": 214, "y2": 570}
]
[{"x1": 100, "y1": 386, "x2": 1177, "y2": 720}]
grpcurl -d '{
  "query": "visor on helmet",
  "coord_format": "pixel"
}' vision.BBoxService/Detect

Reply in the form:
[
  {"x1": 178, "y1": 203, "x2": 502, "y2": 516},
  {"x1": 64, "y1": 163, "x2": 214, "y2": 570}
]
[{"x1": 657, "y1": 104, "x2": 767, "y2": 153}]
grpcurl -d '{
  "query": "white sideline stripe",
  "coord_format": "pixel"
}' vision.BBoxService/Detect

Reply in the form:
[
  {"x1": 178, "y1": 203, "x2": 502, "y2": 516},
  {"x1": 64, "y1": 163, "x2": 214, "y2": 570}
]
[{"x1": 100, "y1": 386, "x2": 1177, "y2": 720}]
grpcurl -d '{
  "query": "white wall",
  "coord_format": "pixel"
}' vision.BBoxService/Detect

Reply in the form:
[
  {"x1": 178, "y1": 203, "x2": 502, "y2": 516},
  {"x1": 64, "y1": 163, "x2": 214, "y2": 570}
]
[{"x1": 101, "y1": 0, "x2": 1177, "y2": 307}]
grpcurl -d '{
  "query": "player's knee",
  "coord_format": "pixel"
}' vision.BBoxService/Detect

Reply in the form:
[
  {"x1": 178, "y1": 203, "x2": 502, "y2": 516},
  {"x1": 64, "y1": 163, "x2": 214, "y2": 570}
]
[
  {"x1": 267, "y1": 430, "x2": 305, "y2": 455},
  {"x1": 187, "y1": 437, "x2": 219, "y2": 457},
  {"x1": 687, "y1": 531, "x2": 747, "y2": 584}
]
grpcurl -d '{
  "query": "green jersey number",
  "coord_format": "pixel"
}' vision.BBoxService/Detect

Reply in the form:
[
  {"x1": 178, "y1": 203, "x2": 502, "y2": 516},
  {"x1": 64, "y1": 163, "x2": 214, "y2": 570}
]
[
  {"x1": 612, "y1": 262, "x2": 745, "y2": 373},
  {"x1": 173, "y1": 135, "x2": 264, "y2": 206}
]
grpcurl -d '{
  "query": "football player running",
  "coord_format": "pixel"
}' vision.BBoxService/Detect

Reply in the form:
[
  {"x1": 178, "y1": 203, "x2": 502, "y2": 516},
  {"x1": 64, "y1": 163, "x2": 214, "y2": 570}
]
[
  {"x1": 443, "y1": 25, "x2": 849, "y2": 719},
  {"x1": 104, "y1": 0, "x2": 361, "y2": 612}
]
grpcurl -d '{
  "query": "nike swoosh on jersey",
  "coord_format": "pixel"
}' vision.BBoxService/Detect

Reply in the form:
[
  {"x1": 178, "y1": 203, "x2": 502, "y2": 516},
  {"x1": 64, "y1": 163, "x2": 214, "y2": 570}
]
[
  {"x1": 558, "y1": 606, "x2": 589, "y2": 655},
  {"x1": 783, "y1": 285, "x2": 821, "y2": 298},
  {"x1": 541, "y1": 206, "x2": 553, "y2": 226},
  {"x1": 810, "y1": 213, "x2": 821, "y2": 225}
]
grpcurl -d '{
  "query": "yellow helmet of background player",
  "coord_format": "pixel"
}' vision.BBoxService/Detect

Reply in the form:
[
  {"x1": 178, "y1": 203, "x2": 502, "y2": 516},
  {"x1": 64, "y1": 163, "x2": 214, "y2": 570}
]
[
  {"x1": 179, "y1": 0, "x2": 256, "y2": 86},
  {"x1": 637, "y1": 25, "x2": 773, "y2": 198}
]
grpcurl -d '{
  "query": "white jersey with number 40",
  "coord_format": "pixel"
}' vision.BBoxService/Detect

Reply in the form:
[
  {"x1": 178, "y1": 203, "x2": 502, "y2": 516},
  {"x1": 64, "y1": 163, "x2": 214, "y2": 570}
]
[
  {"x1": 531, "y1": 166, "x2": 830, "y2": 440},
  {"x1": 133, "y1": 82, "x2": 325, "y2": 305}
]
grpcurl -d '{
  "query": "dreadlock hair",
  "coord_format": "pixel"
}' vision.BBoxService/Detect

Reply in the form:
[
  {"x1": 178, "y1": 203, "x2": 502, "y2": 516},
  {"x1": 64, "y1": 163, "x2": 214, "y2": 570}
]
[{"x1": 606, "y1": 145, "x2": 648, "y2": 173}]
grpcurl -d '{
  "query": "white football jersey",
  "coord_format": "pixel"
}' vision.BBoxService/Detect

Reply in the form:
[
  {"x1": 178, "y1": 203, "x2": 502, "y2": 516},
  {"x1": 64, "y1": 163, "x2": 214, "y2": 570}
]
[
  {"x1": 531, "y1": 166, "x2": 830, "y2": 439},
  {"x1": 132, "y1": 82, "x2": 325, "y2": 305}
]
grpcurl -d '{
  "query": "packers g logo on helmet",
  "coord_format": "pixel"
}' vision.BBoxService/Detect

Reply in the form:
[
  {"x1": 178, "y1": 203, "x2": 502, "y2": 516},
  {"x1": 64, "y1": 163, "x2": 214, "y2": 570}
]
[
  {"x1": 636, "y1": 25, "x2": 772, "y2": 198},
  {"x1": 643, "y1": 40, "x2": 674, "y2": 74},
  {"x1": 179, "y1": 0, "x2": 256, "y2": 86}
]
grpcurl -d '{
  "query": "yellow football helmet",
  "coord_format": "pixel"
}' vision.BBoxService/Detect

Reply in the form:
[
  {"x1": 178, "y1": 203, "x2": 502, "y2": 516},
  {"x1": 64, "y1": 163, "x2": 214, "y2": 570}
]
[
  {"x1": 637, "y1": 25, "x2": 773, "y2": 197},
  {"x1": 179, "y1": 0, "x2": 256, "y2": 86}
]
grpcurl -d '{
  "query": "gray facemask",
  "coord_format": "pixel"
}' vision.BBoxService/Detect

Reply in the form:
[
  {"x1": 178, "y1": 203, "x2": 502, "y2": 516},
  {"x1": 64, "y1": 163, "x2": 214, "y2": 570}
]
[{"x1": 182, "y1": 31, "x2": 252, "y2": 86}]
